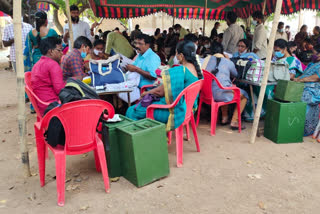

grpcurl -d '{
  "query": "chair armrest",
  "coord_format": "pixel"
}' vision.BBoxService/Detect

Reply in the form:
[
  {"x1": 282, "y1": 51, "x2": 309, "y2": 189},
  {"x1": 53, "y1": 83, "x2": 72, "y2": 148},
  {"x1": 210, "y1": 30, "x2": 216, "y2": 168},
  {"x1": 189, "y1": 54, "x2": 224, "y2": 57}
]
[
  {"x1": 146, "y1": 92, "x2": 185, "y2": 119},
  {"x1": 140, "y1": 84, "x2": 155, "y2": 94}
]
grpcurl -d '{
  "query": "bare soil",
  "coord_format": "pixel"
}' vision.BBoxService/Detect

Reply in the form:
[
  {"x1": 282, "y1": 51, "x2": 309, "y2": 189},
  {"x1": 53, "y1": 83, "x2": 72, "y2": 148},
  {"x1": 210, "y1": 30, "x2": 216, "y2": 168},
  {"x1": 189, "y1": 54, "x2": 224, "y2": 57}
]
[{"x1": 1, "y1": 62, "x2": 320, "y2": 214}]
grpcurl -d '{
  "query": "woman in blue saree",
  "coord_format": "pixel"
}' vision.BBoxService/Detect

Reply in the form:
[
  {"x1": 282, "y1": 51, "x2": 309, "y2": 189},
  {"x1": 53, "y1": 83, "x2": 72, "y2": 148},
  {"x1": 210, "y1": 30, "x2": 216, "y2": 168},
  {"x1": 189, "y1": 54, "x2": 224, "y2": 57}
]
[
  {"x1": 24, "y1": 11, "x2": 59, "y2": 72},
  {"x1": 126, "y1": 41, "x2": 203, "y2": 131},
  {"x1": 294, "y1": 44, "x2": 320, "y2": 136}
]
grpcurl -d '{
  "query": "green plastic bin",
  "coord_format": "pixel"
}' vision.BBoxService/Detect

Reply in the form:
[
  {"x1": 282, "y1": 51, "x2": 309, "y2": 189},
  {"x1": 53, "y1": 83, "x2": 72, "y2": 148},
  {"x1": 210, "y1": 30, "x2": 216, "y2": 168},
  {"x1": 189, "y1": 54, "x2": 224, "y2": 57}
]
[
  {"x1": 264, "y1": 99, "x2": 306, "y2": 144},
  {"x1": 117, "y1": 118, "x2": 170, "y2": 187},
  {"x1": 274, "y1": 80, "x2": 304, "y2": 102},
  {"x1": 102, "y1": 115, "x2": 134, "y2": 178}
]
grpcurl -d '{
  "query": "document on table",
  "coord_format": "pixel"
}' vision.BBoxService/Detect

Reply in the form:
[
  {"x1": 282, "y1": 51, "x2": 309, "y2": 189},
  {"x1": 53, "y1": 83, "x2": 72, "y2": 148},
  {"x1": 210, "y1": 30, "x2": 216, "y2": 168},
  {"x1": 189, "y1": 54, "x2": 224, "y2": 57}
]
[{"x1": 119, "y1": 54, "x2": 134, "y2": 70}]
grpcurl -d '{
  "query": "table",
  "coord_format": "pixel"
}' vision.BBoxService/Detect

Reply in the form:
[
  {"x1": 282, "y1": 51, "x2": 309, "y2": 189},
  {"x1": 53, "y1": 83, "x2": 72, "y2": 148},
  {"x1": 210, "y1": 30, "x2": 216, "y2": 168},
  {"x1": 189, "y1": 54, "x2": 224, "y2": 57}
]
[
  {"x1": 236, "y1": 79, "x2": 277, "y2": 113},
  {"x1": 236, "y1": 79, "x2": 278, "y2": 137},
  {"x1": 95, "y1": 88, "x2": 134, "y2": 107}
]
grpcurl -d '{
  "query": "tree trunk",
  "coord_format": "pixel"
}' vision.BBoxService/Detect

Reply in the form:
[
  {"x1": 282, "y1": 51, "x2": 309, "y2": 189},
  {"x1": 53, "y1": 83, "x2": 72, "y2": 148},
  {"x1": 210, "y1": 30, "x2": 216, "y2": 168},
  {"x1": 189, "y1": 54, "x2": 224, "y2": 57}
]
[{"x1": 53, "y1": 8, "x2": 63, "y2": 34}]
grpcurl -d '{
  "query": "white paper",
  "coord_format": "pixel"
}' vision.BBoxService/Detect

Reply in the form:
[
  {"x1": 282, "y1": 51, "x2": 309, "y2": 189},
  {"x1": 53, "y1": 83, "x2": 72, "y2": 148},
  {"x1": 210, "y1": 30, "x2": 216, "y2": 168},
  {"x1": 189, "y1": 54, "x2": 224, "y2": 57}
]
[{"x1": 119, "y1": 53, "x2": 134, "y2": 70}]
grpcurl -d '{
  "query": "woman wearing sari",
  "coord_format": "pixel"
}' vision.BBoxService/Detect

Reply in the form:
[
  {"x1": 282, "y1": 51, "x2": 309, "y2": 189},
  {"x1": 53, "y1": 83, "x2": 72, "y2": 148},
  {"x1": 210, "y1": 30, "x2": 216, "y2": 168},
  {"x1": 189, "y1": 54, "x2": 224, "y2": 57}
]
[
  {"x1": 294, "y1": 45, "x2": 320, "y2": 136},
  {"x1": 24, "y1": 11, "x2": 59, "y2": 72},
  {"x1": 126, "y1": 41, "x2": 203, "y2": 131},
  {"x1": 273, "y1": 39, "x2": 304, "y2": 80}
]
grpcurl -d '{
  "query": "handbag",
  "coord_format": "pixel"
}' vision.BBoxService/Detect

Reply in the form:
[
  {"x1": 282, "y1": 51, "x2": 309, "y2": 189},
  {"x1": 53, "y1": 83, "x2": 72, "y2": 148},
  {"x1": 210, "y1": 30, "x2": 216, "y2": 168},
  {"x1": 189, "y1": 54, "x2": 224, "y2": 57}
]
[
  {"x1": 245, "y1": 59, "x2": 265, "y2": 83},
  {"x1": 268, "y1": 62, "x2": 290, "y2": 82},
  {"x1": 89, "y1": 54, "x2": 125, "y2": 87},
  {"x1": 230, "y1": 57, "x2": 252, "y2": 79},
  {"x1": 135, "y1": 94, "x2": 160, "y2": 110}
]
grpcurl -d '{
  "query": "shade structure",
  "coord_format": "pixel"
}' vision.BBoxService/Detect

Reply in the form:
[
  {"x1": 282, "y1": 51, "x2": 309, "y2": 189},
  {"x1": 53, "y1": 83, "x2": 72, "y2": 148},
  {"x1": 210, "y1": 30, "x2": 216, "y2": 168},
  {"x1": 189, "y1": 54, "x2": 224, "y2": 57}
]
[
  {"x1": 89, "y1": 0, "x2": 320, "y2": 19},
  {"x1": 89, "y1": 0, "x2": 264, "y2": 19},
  {"x1": 37, "y1": 2, "x2": 50, "y2": 11}
]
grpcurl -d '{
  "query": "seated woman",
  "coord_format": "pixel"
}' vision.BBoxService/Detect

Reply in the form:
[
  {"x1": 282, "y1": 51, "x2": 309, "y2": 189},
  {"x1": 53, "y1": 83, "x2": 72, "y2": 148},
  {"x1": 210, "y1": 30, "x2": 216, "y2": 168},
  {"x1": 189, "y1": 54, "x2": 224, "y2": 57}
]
[
  {"x1": 287, "y1": 41, "x2": 307, "y2": 71},
  {"x1": 84, "y1": 39, "x2": 107, "y2": 70},
  {"x1": 294, "y1": 44, "x2": 320, "y2": 136},
  {"x1": 31, "y1": 37, "x2": 65, "y2": 116},
  {"x1": 202, "y1": 42, "x2": 248, "y2": 130},
  {"x1": 232, "y1": 39, "x2": 259, "y2": 60},
  {"x1": 273, "y1": 39, "x2": 304, "y2": 80},
  {"x1": 126, "y1": 41, "x2": 203, "y2": 131}
]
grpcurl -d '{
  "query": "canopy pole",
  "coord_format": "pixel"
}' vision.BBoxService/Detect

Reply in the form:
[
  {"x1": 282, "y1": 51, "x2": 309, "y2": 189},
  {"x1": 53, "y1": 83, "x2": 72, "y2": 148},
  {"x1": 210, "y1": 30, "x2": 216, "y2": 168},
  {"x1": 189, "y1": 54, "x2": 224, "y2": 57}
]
[
  {"x1": 14, "y1": 0, "x2": 31, "y2": 177},
  {"x1": 173, "y1": 0, "x2": 175, "y2": 26},
  {"x1": 249, "y1": 0, "x2": 284, "y2": 144},
  {"x1": 298, "y1": 0, "x2": 304, "y2": 31},
  {"x1": 65, "y1": 0, "x2": 74, "y2": 50},
  {"x1": 262, "y1": 0, "x2": 267, "y2": 15},
  {"x1": 202, "y1": 0, "x2": 208, "y2": 36}
]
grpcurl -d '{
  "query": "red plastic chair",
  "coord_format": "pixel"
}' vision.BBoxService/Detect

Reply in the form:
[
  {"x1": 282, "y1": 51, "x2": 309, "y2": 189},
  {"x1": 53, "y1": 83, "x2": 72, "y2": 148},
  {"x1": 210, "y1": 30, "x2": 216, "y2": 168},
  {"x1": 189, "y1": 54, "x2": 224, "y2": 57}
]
[
  {"x1": 146, "y1": 80, "x2": 203, "y2": 167},
  {"x1": 34, "y1": 99, "x2": 115, "y2": 206},
  {"x1": 196, "y1": 70, "x2": 241, "y2": 136},
  {"x1": 25, "y1": 72, "x2": 50, "y2": 122}
]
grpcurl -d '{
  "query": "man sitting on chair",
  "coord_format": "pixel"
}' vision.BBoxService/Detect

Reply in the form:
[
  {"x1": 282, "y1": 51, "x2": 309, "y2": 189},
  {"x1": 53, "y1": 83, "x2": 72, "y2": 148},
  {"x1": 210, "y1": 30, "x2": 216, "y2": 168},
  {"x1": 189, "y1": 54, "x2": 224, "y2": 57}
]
[
  {"x1": 125, "y1": 33, "x2": 160, "y2": 88},
  {"x1": 31, "y1": 37, "x2": 65, "y2": 116}
]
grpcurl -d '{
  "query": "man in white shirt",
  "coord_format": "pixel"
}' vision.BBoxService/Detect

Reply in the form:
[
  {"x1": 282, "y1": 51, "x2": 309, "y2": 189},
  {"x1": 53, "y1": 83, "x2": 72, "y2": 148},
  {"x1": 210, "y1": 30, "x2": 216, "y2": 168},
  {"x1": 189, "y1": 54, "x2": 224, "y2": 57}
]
[
  {"x1": 252, "y1": 11, "x2": 268, "y2": 59},
  {"x1": 63, "y1": 5, "x2": 98, "y2": 45},
  {"x1": 222, "y1": 12, "x2": 244, "y2": 54},
  {"x1": 275, "y1": 22, "x2": 288, "y2": 41},
  {"x1": 2, "y1": 15, "x2": 32, "y2": 72}
]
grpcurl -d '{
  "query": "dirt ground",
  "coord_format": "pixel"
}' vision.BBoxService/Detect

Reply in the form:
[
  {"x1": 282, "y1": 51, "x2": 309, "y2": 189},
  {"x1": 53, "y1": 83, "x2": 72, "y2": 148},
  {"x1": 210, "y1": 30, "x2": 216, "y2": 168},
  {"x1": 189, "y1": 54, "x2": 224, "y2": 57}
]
[{"x1": 1, "y1": 52, "x2": 320, "y2": 214}]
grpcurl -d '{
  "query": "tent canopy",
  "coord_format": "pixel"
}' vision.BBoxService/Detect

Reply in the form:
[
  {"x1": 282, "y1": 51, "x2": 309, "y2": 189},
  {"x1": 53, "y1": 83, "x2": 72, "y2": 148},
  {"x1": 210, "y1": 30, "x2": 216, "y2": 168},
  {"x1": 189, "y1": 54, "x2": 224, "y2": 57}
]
[
  {"x1": 89, "y1": 0, "x2": 320, "y2": 20},
  {"x1": 89, "y1": 0, "x2": 263, "y2": 19}
]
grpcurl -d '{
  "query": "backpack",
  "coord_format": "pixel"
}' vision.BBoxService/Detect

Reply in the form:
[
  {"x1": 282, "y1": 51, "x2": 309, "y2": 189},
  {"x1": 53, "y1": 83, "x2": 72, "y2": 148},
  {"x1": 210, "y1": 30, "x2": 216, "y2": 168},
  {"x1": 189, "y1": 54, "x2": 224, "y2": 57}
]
[
  {"x1": 230, "y1": 57, "x2": 252, "y2": 79},
  {"x1": 44, "y1": 78, "x2": 100, "y2": 147}
]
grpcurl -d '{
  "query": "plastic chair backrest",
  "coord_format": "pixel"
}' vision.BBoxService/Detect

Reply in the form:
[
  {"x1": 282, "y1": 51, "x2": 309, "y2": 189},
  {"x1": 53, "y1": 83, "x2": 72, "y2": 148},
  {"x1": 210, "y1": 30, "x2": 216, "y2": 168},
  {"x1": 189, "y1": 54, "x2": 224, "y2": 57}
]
[
  {"x1": 201, "y1": 70, "x2": 215, "y2": 100},
  {"x1": 41, "y1": 100, "x2": 115, "y2": 153},
  {"x1": 25, "y1": 72, "x2": 47, "y2": 120},
  {"x1": 183, "y1": 80, "x2": 204, "y2": 121}
]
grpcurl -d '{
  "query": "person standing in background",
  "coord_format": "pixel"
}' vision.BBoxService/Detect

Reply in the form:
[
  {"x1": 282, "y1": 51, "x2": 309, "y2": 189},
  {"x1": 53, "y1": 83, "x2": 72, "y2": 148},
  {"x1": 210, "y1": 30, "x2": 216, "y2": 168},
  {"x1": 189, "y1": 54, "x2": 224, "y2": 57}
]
[
  {"x1": 285, "y1": 25, "x2": 291, "y2": 41},
  {"x1": 222, "y1": 12, "x2": 244, "y2": 54},
  {"x1": 275, "y1": 22, "x2": 288, "y2": 41},
  {"x1": 130, "y1": 24, "x2": 142, "y2": 41},
  {"x1": 252, "y1": 11, "x2": 268, "y2": 59},
  {"x1": 2, "y1": 11, "x2": 32, "y2": 72},
  {"x1": 210, "y1": 22, "x2": 220, "y2": 41},
  {"x1": 63, "y1": 5, "x2": 98, "y2": 45}
]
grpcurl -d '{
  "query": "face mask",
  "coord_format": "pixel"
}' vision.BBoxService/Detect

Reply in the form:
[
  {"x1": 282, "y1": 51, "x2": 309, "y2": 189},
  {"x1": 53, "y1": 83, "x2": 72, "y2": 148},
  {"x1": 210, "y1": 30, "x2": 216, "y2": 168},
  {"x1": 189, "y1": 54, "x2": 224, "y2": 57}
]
[
  {"x1": 81, "y1": 50, "x2": 87, "y2": 59},
  {"x1": 93, "y1": 49, "x2": 102, "y2": 56},
  {"x1": 173, "y1": 55, "x2": 180, "y2": 65},
  {"x1": 204, "y1": 44, "x2": 210, "y2": 49},
  {"x1": 194, "y1": 44, "x2": 198, "y2": 51},
  {"x1": 274, "y1": 51, "x2": 284, "y2": 58},
  {"x1": 311, "y1": 54, "x2": 319, "y2": 63},
  {"x1": 278, "y1": 29, "x2": 284, "y2": 33},
  {"x1": 252, "y1": 20, "x2": 258, "y2": 26},
  {"x1": 71, "y1": 16, "x2": 79, "y2": 23}
]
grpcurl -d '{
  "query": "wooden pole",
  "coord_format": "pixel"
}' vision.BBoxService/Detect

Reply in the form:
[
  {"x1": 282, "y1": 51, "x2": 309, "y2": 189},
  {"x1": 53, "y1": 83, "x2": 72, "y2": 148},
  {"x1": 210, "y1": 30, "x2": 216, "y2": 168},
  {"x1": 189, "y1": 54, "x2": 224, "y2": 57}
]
[
  {"x1": 249, "y1": 0, "x2": 284, "y2": 144},
  {"x1": 65, "y1": 0, "x2": 74, "y2": 50},
  {"x1": 14, "y1": 0, "x2": 31, "y2": 177},
  {"x1": 173, "y1": 0, "x2": 175, "y2": 26},
  {"x1": 203, "y1": 0, "x2": 208, "y2": 36},
  {"x1": 298, "y1": 1, "x2": 304, "y2": 31},
  {"x1": 262, "y1": 0, "x2": 267, "y2": 15}
]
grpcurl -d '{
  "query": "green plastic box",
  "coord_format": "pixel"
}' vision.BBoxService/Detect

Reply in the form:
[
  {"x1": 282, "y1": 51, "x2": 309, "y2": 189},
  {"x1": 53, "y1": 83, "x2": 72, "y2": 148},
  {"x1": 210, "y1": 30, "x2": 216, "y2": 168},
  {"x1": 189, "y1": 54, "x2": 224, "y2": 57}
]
[
  {"x1": 117, "y1": 119, "x2": 170, "y2": 187},
  {"x1": 274, "y1": 80, "x2": 304, "y2": 102},
  {"x1": 264, "y1": 99, "x2": 306, "y2": 144},
  {"x1": 102, "y1": 115, "x2": 134, "y2": 178}
]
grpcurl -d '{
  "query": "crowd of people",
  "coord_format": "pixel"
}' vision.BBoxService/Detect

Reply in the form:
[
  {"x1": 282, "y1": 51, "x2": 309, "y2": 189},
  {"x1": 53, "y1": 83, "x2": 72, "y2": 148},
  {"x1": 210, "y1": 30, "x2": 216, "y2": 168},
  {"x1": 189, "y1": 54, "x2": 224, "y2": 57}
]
[{"x1": 2, "y1": 7, "x2": 320, "y2": 136}]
